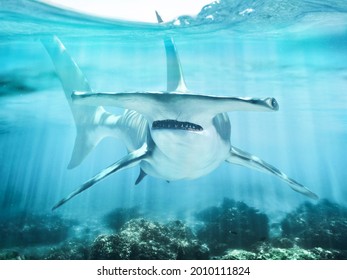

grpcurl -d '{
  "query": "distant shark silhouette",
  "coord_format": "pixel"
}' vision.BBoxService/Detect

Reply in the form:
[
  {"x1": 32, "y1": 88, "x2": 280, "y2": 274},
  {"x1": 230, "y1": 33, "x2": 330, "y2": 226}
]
[{"x1": 42, "y1": 12, "x2": 318, "y2": 210}]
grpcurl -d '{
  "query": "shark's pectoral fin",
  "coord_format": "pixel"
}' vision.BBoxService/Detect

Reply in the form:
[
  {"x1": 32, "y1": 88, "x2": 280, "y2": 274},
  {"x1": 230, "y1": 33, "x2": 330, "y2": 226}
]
[
  {"x1": 52, "y1": 144, "x2": 150, "y2": 210},
  {"x1": 227, "y1": 146, "x2": 318, "y2": 200}
]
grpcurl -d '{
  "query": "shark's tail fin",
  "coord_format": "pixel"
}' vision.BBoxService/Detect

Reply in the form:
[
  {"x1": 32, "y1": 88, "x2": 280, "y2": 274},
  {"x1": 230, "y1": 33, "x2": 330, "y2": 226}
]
[{"x1": 42, "y1": 36, "x2": 114, "y2": 168}]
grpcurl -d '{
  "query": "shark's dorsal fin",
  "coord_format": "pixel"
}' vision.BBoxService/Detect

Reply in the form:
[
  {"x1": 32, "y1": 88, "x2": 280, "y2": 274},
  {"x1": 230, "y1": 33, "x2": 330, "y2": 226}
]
[
  {"x1": 155, "y1": 10, "x2": 164, "y2": 23},
  {"x1": 156, "y1": 11, "x2": 188, "y2": 93}
]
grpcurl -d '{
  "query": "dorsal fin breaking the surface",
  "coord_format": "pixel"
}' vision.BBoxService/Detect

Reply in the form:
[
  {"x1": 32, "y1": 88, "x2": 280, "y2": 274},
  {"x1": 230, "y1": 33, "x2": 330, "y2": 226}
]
[{"x1": 156, "y1": 11, "x2": 188, "y2": 93}]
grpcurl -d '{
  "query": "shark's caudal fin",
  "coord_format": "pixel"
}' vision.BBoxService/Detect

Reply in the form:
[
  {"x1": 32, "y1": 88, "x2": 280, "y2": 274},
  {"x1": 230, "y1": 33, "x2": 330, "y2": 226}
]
[
  {"x1": 156, "y1": 11, "x2": 187, "y2": 93},
  {"x1": 52, "y1": 144, "x2": 150, "y2": 210},
  {"x1": 227, "y1": 146, "x2": 318, "y2": 200},
  {"x1": 42, "y1": 36, "x2": 120, "y2": 168}
]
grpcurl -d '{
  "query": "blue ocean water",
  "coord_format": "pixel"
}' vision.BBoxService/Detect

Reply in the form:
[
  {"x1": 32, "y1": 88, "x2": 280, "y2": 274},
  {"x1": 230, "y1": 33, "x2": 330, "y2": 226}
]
[{"x1": 0, "y1": 0, "x2": 347, "y2": 259}]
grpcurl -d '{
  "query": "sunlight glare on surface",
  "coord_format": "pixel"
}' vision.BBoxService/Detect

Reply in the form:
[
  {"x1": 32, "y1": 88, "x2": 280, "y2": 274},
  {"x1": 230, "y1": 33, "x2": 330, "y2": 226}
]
[{"x1": 41, "y1": 0, "x2": 213, "y2": 22}]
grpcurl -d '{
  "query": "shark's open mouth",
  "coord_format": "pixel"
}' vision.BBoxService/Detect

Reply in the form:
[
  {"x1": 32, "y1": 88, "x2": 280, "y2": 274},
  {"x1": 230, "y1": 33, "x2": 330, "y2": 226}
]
[{"x1": 152, "y1": 119, "x2": 203, "y2": 131}]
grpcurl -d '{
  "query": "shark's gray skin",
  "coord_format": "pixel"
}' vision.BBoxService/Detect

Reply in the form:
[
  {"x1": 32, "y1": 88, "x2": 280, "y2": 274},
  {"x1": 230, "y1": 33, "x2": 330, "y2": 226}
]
[{"x1": 42, "y1": 13, "x2": 318, "y2": 210}]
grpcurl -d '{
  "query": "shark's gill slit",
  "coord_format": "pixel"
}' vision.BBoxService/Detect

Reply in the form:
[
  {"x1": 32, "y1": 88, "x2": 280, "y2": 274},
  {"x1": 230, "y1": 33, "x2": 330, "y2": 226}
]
[{"x1": 152, "y1": 120, "x2": 203, "y2": 131}]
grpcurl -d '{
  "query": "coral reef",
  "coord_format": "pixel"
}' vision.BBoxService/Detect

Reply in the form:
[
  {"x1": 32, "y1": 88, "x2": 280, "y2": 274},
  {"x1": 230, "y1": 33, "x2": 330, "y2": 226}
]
[
  {"x1": 281, "y1": 199, "x2": 347, "y2": 249},
  {"x1": 0, "y1": 213, "x2": 75, "y2": 248},
  {"x1": 91, "y1": 219, "x2": 209, "y2": 260},
  {"x1": 196, "y1": 198, "x2": 269, "y2": 254}
]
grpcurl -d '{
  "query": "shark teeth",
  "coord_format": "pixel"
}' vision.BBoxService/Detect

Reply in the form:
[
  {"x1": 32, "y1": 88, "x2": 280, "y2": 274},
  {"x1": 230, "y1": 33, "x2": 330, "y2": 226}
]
[{"x1": 152, "y1": 119, "x2": 203, "y2": 131}]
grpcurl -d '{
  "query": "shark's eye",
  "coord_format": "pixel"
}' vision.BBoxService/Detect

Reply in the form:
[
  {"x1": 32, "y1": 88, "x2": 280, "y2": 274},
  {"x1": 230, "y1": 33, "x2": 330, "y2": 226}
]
[{"x1": 270, "y1": 98, "x2": 279, "y2": 110}]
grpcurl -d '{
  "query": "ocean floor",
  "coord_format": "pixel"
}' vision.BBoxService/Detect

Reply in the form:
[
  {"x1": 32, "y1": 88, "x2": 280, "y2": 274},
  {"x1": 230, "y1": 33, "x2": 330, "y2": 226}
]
[{"x1": 1, "y1": 199, "x2": 346, "y2": 260}]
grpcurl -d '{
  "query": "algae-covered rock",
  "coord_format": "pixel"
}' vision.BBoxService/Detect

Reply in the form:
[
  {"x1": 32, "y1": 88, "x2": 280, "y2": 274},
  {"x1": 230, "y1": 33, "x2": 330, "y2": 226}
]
[
  {"x1": 0, "y1": 238, "x2": 92, "y2": 260},
  {"x1": 221, "y1": 249, "x2": 257, "y2": 260},
  {"x1": 196, "y1": 198, "x2": 269, "y2": 254},
  {"x1": 281, "y1": 200, "x2": 347, "y2": 249},
  {"x1": 104, "y1": 207, "x2": 142, "y2": 231},
  {"x1": 255, "y1": 243, "x2": 346, "y2": 260},
  {"x1": 0, "y1": 250, "x2": 24, "y2": 260},
  {"x1": 220, "y1": 243, "x2": 346, "y2": 260},
  {"x1": 90, "y1": 219, "x2": 209, "y2": 260},
  {"x1": 270, "y1": 237, "x2": 295, "y2": 249},
  {"x1": 255, "y1": 244, "x2": 317, "y2": 260},
  {"x1": 42, "y1": 239, "x2": 90, "y2": 260},
  {"x1": 0, "y1": 213, "x2": 75, "y2": 248},
  {"x1": 219, "y1": 245, "x2": 318, "y2": 260}
]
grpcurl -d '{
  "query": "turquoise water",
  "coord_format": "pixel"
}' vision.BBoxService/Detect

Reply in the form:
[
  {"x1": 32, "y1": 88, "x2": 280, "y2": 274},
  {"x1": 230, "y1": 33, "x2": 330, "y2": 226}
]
[{"x1": 0, "y1": 0, "x2": 347, "y2": 259}]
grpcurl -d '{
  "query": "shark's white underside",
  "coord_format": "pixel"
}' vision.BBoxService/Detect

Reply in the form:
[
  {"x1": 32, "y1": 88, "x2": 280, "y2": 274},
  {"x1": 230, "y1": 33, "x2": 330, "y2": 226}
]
[{"x1": 41, "y1": 14, "x2": 318, "y2": 210}]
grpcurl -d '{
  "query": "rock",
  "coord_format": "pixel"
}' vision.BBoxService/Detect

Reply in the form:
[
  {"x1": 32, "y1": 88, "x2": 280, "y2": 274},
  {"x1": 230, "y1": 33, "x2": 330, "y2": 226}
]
[
  {"x1": 219, "y1": 243, "x2": 347, "y2": 260},
  {"x1": 220, "y1": 249, "x2": 257, "y2": 260},
  {"x1": 255, "y1": 243, "x2": 317, "y2": 260},
  {"x1": 90, "y1": 219, "x2": 209, "y2": 260},
  {"x1": 0, "y1": 250, "x2": 24, "y2": 260},
  {"x1": 42, "y1": 239, "x2": 90, "y2": 260},
  {"x1": 196, "y1": 198, "x2": 269, "y2": 254},
  {"x1": 270, "y1": 237, "x2": 295, "y2": 249},
  {"x1": 104, "y1": 207, "x2": 141, "y2": 231},
  {"x1": 0, "y1": 213, "x2": 75, "y2": 248},
  {"x1": 281, "y1": 200, "x2": 347, "y2": 249}
]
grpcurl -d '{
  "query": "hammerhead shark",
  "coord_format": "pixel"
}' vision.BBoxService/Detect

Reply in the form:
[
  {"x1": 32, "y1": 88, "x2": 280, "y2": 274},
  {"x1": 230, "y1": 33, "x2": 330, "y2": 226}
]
[{"x1": 42, "y1": 13, "x2": 318, "y2": 210}]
